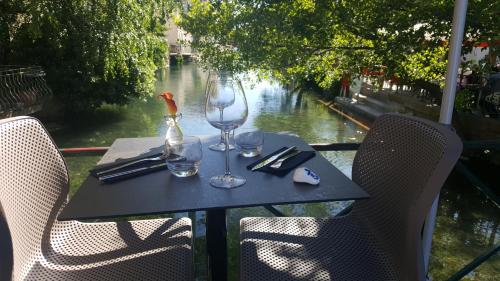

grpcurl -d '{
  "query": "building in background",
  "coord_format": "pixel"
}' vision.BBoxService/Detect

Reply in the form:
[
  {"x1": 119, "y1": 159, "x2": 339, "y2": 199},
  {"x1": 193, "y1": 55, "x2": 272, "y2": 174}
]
[{"x1": 166, "y1": 18, "x2": 193, "y2": 63}]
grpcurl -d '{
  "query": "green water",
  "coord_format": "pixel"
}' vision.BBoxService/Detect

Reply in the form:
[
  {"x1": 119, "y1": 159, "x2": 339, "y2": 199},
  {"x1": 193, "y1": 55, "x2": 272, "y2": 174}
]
[{"x1": 49, "y1": 64, "x2": 499, "y2": 280}]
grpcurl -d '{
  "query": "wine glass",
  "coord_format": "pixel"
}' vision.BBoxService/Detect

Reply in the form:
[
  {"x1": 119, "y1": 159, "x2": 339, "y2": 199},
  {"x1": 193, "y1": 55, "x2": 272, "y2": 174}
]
[
  {"x1": 205, "y1": 78, "x2": 248, "y2": 188},
  {"x1": 205, "y1": 72, "x2": 235, "y2": 151}
]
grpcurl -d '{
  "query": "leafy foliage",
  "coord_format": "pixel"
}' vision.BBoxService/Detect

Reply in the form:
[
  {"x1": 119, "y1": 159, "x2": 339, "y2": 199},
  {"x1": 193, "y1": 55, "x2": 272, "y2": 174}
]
[
  {"x1": 399, "y1": 46, "x2": 449, "y2": 87},
  {"x1": 454, "y1": 88, "x2": 477, "y2": 112},
  {"x1": 0, "y1": 0, "x2": 175, "y2": 112},
  {"x1": 180, "y1": 0, "x2": 499, "y2": 91}
]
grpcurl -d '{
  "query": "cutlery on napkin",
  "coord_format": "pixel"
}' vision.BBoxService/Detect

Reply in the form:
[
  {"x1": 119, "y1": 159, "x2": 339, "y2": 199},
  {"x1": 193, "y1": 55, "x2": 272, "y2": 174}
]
[
  {"x1": 270, "y1": 150, "x2": 301, "y2": 169},
  {"x1": 247, "y1": 147, "x2": 316, "y2": 177},
  {"x1": 250, "y1": 146, "x2": 297, "y2": 171},
  {"x1": 98, "y1": 162, "x2": 169, "y2": 183},
  {"x1": 90, "y1": 152, "x2": 169, "y2": 183}
]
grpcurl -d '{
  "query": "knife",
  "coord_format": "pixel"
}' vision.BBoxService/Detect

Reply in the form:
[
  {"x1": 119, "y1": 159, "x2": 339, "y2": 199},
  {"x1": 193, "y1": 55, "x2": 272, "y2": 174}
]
[
  {"x1": 95, "y1": 154, "x2": 184, "y2": 177},
  {"x1": 95, "y1": 155, "x2": 165, "y2": 176},
  {"x1": 251, "y1": 146, "x2": 297, "y2": 171},
  {"x1": 98, "y1": 163, "x2": 168, "y2": 183}
]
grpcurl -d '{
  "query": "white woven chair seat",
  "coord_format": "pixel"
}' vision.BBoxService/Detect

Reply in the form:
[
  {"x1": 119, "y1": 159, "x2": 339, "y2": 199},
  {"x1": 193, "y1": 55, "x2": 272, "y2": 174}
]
[
  {"x1": 240, "y1": 217, "x2": 398, "y2": 281},
  {"x1": 20, "y1": 218, "x2": 193, "y2": 281}
]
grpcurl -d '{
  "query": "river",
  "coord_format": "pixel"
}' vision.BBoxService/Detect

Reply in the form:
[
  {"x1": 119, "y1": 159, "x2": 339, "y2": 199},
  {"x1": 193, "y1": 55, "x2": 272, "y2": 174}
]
[{"x1": 49, "y1": 63, "x2": 499, "y2": 281}]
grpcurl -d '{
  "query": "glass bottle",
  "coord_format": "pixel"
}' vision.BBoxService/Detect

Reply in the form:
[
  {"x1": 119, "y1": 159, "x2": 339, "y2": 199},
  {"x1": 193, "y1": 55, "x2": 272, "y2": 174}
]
[{"x1": 165, "y1": 113, "x2": 183, "y2": 147}]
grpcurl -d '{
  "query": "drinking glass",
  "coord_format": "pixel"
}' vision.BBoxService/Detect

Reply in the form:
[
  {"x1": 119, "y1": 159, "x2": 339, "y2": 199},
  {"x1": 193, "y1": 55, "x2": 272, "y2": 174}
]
[
  {"x1": 205, "y1": 72, "x2": 235, "y2": 151},
  {"x1": 235, "y1": 129, "x2": 264, "y2": 157},
  {"x1": 165, "y1": 136, "x2": 202, "y2": 177},
  {"x1": 205, "y1": 78, "x2": 248, "y2": 188}
]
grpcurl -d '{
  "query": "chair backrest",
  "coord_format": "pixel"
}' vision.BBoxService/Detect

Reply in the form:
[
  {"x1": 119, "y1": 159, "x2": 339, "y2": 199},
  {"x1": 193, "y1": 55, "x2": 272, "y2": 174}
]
[
  {"x1": 0, "y1": 116, "x2": 69, "y2": 280},
  {"x1": 351, "y1": 113, "x2": 462, "y2": 281}
]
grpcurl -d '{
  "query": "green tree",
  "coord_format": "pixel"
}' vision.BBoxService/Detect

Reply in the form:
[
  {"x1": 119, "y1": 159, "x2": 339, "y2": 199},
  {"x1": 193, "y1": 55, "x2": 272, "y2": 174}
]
[
  {"x1": 398, "y1": 46, "x2": 449, "y2": 87},
  {"x1": 0, "y1": 0, "x2": 176, "y2": 112},
  {"x1": 180, "y1": 0, "x2": 499, "y2": 91}
]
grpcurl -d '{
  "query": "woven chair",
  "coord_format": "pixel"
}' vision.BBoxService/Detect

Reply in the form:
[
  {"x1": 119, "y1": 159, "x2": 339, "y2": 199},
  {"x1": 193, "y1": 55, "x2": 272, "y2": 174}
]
[
  {"x1": 0, "y1": 116, "x2": 193, "y2": 281},
  {"x1": 240, "y1": 113, "x2": 462, "y2": 281}
]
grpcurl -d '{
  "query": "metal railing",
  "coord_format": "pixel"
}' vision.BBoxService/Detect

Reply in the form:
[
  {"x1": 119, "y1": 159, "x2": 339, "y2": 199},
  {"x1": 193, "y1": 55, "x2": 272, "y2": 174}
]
[{"x1": 0, "y1": 65, "x2": 52, "y2": 118}]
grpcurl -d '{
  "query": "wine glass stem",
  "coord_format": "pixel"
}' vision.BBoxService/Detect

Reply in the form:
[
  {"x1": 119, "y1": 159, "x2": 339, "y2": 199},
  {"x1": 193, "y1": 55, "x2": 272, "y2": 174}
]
[
  {"x1": 219, "y1": 108, "x2": 224, "y2": 143},
  {"x1": 224, "y1": 130, "x2": 231, "y2": 176},
  {"x1": 219, "y1": 131, "x2": 224, "y2": 143}
]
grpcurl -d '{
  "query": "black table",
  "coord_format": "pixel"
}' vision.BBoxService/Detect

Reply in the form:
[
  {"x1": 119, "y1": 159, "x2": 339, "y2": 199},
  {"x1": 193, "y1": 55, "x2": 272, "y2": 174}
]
[{"x1": 59, "y1": 133, "x2": 369, "y2": 281}]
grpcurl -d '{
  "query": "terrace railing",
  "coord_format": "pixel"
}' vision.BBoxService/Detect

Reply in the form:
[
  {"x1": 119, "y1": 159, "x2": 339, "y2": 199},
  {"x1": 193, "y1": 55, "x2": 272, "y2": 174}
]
[{"x1": 0, "y1": 65, "x2": 52, "y2": 118}]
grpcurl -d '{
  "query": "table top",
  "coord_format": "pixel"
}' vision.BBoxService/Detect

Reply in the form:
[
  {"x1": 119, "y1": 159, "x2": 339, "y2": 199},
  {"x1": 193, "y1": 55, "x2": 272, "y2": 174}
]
[{"x1": 58, "y1": 133, "x2": 369, "y2": 221}]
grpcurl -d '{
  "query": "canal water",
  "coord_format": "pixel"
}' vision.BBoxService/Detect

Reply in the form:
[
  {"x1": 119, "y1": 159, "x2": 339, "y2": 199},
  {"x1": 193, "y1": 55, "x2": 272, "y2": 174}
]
[{"x1": 50, "y1": 63, "x2": 499, "y2": 280}]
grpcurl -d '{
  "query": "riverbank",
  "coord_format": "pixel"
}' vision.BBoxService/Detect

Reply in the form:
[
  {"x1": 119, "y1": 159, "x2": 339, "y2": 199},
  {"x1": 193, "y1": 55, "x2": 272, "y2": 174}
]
[
  {"x1": 317, "y1": 99, "x2": 370, "y2": 130},
  {"x1": 325, "y1": 82, "x2": 500, "y2": 141}
]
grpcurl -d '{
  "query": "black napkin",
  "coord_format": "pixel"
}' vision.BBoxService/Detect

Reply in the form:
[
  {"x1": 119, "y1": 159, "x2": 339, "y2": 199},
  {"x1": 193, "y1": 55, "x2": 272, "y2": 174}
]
[
  {"x1": 90, "y1": 152, "x2": 167, "y2": 183},
  {"x1": 247, "y1": 147, "x2": 316, "y2": 177}
]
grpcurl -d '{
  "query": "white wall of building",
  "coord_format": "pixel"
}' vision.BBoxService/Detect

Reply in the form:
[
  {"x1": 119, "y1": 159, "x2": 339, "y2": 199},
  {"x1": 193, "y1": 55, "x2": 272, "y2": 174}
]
[{"x1": 166, "y1": 19, "x2": 192, "y2": 54}]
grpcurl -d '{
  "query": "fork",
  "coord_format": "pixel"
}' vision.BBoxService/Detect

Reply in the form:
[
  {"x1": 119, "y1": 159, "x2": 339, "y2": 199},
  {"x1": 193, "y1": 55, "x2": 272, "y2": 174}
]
[
  {"x1": 96, "y1": 155, "x2": 165, "y2": 176},
  {"x1": 270, "y1": 150, "x2": 301, "y2": 169}
]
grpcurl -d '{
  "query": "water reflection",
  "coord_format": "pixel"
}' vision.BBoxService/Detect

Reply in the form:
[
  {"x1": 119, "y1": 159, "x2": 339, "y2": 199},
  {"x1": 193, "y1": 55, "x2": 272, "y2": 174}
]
[
  {"x1": 154, "y1": 66, "x2": 365, "y2": 149},
  {"x1": 431, "y1": 173, "x2": 500, "y2": 280},
  {"x1": 50, "y1": 63, "x2": 498, "y2": 281}
]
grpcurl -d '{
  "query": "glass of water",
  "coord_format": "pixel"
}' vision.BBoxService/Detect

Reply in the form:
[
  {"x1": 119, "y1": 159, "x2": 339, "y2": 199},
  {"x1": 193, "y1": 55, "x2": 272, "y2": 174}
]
[
  {"x1": 165, "y1": 136, "x2": 202, "y2": 177},
  {"x1": 235, "y1": 129, "x2": 264, "y2": 157}
]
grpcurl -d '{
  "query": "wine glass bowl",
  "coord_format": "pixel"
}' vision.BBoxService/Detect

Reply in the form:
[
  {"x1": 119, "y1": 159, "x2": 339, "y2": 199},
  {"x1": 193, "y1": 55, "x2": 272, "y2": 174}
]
[
  {"x1": 205, "y1": 74, "x2": 236, "y2": 151},
  {"x1": 205, "y1": 78, "x2": 248, "y2": 188},
  {"x1": 207, "y1": 82, "x2": 235, "y2": 109},
  {"x1": 206, "y1": 80, "x2": 248, "y2": 132}
]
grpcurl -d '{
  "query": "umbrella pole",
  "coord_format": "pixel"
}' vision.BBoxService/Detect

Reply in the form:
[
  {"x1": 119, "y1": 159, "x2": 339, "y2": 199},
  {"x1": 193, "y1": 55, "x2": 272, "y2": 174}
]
[{"x1": 423, "y1": 0, "x2": 468, "y2": 277}]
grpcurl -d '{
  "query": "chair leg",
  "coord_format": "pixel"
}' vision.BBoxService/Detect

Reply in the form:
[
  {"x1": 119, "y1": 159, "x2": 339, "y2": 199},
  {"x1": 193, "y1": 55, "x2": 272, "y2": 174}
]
[{"x1": 264, "y1": 205, "x2": 286, "y2": 217}]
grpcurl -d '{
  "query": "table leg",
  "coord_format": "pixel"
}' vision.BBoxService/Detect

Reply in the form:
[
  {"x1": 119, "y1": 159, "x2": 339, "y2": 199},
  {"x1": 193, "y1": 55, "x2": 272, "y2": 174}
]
[{"x1": 206, "y1": 209, "x2": 227, "y2": 281}]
